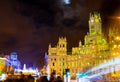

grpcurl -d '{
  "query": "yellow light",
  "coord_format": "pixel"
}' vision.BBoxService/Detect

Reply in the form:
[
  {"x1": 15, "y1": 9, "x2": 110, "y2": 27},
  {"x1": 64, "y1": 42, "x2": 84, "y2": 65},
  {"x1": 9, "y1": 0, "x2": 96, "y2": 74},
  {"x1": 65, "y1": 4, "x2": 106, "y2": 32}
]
[
  {"x1": 109, "y1": 16, "x2": 120, "y2": 20},
  {"x1": 87, "y1": 62, "x2": 89, "y2": 65},
  {"x1": 104, "y1": 60, "x2": 106, "y2": 63},
  {"x1": 116, "y1": 52, "x2": 119, "y2": 55},
  {"x1": 113, "y1": 53, "x2": 116, "y2": 56},
  {"x1": 92, "y1": 46, "x2": 95, "y2": 48},
  {"x1": 116, "y1": 16, "x2": 120, "y2": 19},
  {"x1": 115, "y1": 36, "x2": 120, "y2": 40},
  {"x1": 113, "y1": 45, "x2": 117, "y2": 48}
]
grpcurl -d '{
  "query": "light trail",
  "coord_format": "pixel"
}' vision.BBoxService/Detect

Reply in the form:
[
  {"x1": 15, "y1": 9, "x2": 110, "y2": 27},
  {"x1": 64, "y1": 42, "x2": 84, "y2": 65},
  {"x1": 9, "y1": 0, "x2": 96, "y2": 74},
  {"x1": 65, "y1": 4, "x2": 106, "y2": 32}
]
[
  {"x1": 87, "y1": 64, "x2": 120, "y2": 81},
  {"x1": 85, "y1": 56, "x2": 120, "y2": 74},
  {"x1": 77, "y1": 56, "x2": 120, "y2": 82},
  {"x1": 84, "y1": 61, "x2": 120, "y2": 81},
  {"x1": 78, "y1": 64, "x2": 120, "y2": 82},
  {"x1": 88, "y1": 68, "x2": 110, "y2": 79}
]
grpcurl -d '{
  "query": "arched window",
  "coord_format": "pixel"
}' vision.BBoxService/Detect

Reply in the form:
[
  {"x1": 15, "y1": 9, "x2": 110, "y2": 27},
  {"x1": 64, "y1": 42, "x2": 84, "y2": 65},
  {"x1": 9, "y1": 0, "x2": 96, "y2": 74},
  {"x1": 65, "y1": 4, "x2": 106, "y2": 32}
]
[{"x1": 53, "y1": 63, "x2": 55, "y2": 66}]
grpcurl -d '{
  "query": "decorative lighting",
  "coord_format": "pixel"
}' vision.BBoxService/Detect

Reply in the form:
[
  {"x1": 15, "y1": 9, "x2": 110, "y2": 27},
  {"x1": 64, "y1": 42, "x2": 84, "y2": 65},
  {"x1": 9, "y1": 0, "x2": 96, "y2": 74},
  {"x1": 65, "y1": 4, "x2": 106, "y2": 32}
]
[{"x1": 115, "y1": 36, "x2": 120, "y2": 40}]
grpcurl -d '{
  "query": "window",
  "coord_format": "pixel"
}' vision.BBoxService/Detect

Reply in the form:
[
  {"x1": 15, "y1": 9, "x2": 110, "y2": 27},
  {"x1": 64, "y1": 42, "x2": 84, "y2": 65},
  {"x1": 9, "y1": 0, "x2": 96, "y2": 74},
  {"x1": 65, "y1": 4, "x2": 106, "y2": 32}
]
[
  {"x1": 90, "y1": 26, "x2": 95, "y2": 34},
  {"x1": 53, "y1": 63, "x2": 55, "y2": 66}
]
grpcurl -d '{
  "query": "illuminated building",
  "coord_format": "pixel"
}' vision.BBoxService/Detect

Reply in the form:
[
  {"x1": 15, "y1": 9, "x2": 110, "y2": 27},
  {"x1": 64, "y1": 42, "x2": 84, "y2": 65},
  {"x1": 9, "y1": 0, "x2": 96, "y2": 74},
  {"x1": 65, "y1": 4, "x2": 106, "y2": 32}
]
[
  {"x1": 48, "y1": 12, "x2": 120, "y2": 79},
  {"x1": 9, "y1": 52, "x2": 21, "y2": 70},
  {"x1": 0, "y1": 58, "x2": 7, "y2": 74},
  {"x1": 0, "y1": 52, "x2": 21, "y2": 73},
  {"x1": 48, "y1": 37, "x2": 67, "y2": 76},
  {"x1": 109, "y1": 27, "x2": 120, "y2": 78}
]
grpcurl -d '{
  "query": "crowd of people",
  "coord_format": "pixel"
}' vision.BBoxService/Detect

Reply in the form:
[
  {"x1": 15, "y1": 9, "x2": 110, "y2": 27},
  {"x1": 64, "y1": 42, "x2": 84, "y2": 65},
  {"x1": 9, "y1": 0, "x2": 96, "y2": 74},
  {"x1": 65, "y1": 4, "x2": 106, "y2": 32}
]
[
  {"x1": 3, "y1": 72, "x2": 64, "y2": 82},
  {"x1": 37, "y1": 75, "x2": 63, "y2": 82}
]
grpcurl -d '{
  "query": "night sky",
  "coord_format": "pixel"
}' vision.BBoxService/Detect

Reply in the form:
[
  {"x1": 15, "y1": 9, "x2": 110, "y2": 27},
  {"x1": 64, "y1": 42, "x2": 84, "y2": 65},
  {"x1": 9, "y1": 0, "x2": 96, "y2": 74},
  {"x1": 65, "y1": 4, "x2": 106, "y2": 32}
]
[{"x1": 0, "y1": 0, "x2": 119, "y2": 67}]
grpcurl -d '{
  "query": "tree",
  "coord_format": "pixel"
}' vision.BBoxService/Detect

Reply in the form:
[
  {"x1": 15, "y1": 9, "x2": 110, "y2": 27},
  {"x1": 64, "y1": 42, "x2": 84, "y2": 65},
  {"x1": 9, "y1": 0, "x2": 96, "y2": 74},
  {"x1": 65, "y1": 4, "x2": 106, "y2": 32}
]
[{"x1": 35, "y1": 55, "x2": 46, "y2": 70}]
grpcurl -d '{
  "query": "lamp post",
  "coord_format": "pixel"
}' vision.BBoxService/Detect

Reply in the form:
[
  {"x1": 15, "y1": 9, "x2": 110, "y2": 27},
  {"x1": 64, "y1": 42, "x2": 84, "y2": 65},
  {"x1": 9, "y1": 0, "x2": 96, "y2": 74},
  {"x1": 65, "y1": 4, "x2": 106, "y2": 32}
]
[{"x1": 65, "y1": 68, "x2": 70, "y2": 82}]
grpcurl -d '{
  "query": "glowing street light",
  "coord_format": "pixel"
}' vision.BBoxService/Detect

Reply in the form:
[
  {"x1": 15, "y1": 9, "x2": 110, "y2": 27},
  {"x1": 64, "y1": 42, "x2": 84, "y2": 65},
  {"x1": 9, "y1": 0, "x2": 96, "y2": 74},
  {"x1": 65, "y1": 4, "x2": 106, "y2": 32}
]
[{"x1": 115, "y1": 36, "x2": 120, "y2": 41}]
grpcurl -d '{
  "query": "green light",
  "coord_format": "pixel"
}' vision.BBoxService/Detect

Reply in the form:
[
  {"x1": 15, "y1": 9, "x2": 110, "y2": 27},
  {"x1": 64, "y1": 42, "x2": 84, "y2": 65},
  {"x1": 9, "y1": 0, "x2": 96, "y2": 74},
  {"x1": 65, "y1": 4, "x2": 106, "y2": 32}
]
[
  {"x1": 66, "y1": 71, "x2": 70, "y2": 75},
  {"x1": 0, "y1": 60, "x2": 4, "y2": 64},
  {"x1": 65, "y1": 69, "x2": 70, "y2": 76}
]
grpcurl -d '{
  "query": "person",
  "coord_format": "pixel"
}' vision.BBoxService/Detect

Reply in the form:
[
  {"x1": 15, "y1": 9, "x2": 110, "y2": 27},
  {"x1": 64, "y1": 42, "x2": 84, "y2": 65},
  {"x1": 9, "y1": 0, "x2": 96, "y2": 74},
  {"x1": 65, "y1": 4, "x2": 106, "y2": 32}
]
[
  {"x1": 26, "y1": 74, "x2": 34, "y2": 82},
  {"x1": 20, "y1": 72, "x2": 25, "y2": 79},
  {"x1": 53, "y1": 76, "x2": 63, "y2": 82},
  {"x1": 37, "y1": 76, "x2": 49, "y2": 82},
  {"x1": 50, "y1": 74, "x2": 56, "y2": 82}
]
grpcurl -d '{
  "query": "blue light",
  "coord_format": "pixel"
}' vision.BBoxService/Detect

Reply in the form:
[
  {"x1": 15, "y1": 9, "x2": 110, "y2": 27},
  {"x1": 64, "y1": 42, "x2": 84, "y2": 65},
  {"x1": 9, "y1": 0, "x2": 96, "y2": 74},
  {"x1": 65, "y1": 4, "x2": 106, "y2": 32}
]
[
  {"x1": 66, "y1": 71, "x2": 70, "y2": 75},
  {"x1": 64, "y1": 0, "x2": 70, "y2": 4},
  {"x1": 76, "y1": 72, "x2": 89, "y2": 78}
]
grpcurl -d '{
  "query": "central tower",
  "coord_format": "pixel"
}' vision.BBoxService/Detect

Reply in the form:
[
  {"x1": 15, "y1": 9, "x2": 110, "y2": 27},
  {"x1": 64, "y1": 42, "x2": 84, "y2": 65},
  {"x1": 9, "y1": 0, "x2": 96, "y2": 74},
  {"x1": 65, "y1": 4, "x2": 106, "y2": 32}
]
[
  {"x1": 84, "y1": 12, "x2": 107, "y2": 46},
  {"x1": 89, "y1": 13, "x2": 102, "y2": 36}
]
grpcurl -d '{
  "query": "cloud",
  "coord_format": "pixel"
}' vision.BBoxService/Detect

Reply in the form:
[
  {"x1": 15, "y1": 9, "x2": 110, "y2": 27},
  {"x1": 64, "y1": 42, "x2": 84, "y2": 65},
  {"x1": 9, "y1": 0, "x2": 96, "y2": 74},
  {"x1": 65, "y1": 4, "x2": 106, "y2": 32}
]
[{"x1": 0, "y1": 0, "x2": 119, "y2": 66}]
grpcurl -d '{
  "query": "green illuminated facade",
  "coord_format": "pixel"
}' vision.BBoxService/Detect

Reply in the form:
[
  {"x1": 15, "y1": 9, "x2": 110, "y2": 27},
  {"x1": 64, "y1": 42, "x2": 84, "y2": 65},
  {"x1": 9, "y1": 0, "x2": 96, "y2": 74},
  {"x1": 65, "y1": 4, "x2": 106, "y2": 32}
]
[{"x1": 48, "y1": 12, "x2": 120, "y2": 78}]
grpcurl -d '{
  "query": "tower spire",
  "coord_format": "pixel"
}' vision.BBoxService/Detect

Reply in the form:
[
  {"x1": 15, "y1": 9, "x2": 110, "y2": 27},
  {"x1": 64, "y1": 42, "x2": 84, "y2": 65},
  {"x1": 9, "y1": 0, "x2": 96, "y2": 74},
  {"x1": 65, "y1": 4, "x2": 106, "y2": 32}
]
[{"x1": 89, "y1": 12, "x2": 102, "y2": 36}]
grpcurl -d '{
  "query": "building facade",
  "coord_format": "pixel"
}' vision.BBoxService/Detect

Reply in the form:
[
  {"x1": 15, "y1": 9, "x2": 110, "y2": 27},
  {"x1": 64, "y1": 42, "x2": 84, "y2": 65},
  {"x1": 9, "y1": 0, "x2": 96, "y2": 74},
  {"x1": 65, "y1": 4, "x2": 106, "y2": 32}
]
[{"x1": 48, "y1": 12, "x2": 120, "y2": 79}]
